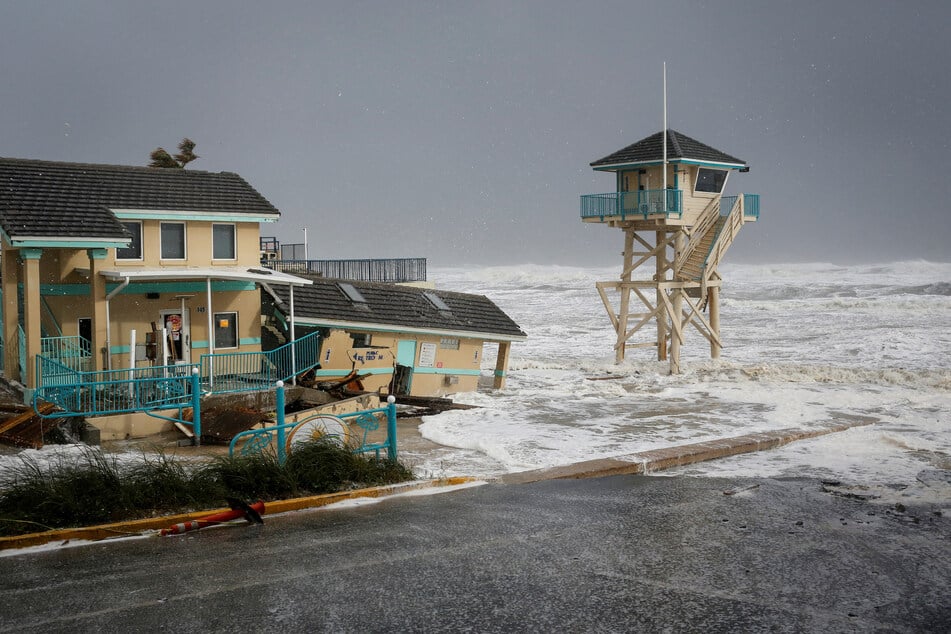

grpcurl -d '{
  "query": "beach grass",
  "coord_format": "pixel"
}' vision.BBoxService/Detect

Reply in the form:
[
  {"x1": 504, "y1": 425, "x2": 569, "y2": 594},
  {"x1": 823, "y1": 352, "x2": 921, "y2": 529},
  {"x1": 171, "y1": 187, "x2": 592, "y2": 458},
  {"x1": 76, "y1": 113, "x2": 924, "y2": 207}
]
[{"x1": 0, "y1": 441, "x2": 414, "y2": 536}]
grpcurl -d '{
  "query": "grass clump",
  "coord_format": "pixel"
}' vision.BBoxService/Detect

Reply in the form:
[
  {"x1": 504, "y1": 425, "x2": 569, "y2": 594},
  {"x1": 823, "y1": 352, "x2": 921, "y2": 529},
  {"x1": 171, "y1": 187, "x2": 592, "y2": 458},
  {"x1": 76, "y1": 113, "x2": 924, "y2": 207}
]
[{"x1": 0, "y1": 440, "x2": 414, "y2": 537}]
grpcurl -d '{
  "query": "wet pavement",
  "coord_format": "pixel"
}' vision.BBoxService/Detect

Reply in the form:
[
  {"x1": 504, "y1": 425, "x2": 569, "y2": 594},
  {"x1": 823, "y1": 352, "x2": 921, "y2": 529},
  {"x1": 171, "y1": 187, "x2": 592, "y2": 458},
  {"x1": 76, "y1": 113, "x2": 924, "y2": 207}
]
[{"x1": 1, "y1": 474, "x2": 948, "y2": 632}]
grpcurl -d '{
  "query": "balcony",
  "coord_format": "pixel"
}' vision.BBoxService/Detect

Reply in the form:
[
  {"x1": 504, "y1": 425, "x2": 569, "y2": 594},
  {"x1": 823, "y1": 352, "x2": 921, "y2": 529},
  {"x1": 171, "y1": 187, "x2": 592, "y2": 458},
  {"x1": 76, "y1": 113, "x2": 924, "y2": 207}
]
[{"x1": 580, "y1": 189, "x2": 683, "y2": 221}]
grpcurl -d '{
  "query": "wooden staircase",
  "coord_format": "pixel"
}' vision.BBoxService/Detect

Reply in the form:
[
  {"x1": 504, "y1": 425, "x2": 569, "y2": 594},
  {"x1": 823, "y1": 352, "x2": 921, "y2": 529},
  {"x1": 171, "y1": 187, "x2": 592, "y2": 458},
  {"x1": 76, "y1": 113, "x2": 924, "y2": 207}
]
[
  {"x1": 679, "y1": 216, "x2": 727, "y2": 283},
  {"x1": 675, "y1": 195, "x2": 749, "y2": 303}
]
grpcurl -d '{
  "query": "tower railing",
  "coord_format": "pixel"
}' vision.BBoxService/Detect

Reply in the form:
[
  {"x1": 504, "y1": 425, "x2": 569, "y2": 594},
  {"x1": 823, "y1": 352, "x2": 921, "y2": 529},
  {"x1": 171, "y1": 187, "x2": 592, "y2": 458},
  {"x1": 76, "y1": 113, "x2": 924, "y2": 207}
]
[{"x1": 580, "y1": 189, "x2": 682, "y2": 220}]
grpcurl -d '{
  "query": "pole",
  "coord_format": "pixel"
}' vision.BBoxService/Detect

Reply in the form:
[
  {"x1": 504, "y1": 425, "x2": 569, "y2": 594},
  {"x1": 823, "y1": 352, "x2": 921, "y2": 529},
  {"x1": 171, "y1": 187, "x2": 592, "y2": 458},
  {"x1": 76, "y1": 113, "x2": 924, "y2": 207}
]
[
  {"x1": 385, "y1": 394, "x2": 397, "y2": 461},
  {"x1": 191, "y1": 367, "x2": 201, "y2": 446},
  {"x1": 662, "y1": 62, "x2": 668, "y2": 201},
  {"x1": 275, "y1": 380, "x2": 287, "y2": 465},
  {"x1": 128, "y1": 329, "x2": 136, "y2": 399}
]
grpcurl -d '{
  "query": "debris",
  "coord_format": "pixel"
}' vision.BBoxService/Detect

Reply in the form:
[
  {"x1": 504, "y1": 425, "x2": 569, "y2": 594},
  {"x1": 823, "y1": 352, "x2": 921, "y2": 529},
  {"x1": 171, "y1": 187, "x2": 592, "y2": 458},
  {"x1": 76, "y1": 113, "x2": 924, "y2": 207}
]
[{"x1": 160, "y1": 499, "x2": 265, "y2": 536}]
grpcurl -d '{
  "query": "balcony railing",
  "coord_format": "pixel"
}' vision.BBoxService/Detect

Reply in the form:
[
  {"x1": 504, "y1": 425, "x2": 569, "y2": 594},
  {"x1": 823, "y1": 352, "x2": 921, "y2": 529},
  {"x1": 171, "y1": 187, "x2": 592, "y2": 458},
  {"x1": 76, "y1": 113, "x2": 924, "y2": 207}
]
[
  {"x1": 720, "y1": 194, "x2": 760, "y2": 220},
  {"x1": 580, "y1": 190, "x2": 683, "y2": 220},
  {"x1": 262, "y1": 258, "x2": 427, "y2": 283},
  {"x1": 743, "y1": 193, "x2": 760, "y2": 219}
]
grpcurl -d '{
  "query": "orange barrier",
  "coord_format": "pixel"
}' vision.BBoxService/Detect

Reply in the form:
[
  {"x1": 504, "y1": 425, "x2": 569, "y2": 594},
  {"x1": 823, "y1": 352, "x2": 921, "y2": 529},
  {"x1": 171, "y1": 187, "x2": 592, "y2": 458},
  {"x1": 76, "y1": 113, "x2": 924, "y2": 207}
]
[{"x1": 161, "y1": 500, "x2": 265, "y2": 536}]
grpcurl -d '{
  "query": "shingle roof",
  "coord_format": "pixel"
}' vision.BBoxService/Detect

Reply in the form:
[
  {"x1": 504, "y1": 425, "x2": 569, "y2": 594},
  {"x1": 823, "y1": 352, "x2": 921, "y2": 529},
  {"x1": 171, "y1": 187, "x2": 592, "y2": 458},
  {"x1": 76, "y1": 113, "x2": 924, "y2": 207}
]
[
  {"x1": 590, "y1": 129, "x2": 746, "y2": 169},
  {"x1": 272, "y1": 278, "x2": 527, "y2": 341},
  {"x1": 0, "y1": 157, "x2": 279, "y2": 243}
]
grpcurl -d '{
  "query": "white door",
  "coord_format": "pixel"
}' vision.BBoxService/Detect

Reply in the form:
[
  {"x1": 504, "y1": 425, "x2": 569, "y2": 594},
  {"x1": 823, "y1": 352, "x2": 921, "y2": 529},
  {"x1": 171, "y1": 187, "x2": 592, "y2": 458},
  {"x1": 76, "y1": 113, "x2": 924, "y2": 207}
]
[{"x1": 159, "y1": 309, "x2": 190, "y2": 364}]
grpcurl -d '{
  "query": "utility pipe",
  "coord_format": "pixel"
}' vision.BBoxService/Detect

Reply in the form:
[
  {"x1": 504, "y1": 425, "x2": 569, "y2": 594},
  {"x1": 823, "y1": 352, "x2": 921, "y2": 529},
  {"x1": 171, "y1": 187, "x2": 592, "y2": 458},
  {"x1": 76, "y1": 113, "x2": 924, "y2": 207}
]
[{"x1": 104, "y1": 276, "x2": 130, "y2": 371}]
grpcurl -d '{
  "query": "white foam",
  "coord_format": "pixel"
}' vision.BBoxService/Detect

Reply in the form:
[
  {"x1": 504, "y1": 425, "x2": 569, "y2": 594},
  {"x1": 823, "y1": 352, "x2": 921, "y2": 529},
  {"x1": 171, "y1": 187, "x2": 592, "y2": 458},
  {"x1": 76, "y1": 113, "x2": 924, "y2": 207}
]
[{"x1": 424, "y1": 262, "x2": 951, "y2": 495}]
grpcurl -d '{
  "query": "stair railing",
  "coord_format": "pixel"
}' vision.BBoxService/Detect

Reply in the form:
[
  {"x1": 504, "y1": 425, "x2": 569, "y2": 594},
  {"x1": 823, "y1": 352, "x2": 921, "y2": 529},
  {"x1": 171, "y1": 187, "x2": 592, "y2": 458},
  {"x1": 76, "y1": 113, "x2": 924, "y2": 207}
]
[
  {"x1": 701, "y1": 195, "x2": 746, "y2": 295},
  {"x1": 674, "y1": 196, "x2": 721, "y2": 274}
]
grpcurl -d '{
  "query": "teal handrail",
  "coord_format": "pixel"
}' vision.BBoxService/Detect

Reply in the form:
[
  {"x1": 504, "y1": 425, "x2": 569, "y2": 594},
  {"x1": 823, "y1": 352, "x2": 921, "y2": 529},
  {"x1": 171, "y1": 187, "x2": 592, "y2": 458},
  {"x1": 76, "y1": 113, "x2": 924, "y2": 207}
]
[
  {"x1": 34, "y1": 358, "x2": 200, "y2": 422},
  {"x1": 744, "y1": 193, "x2": 760, "y2": 219},
  {"x1": 229, "y1": 382, "x2": 398, "y2": 465},
  {"x1": 200, "y1": 330, "x2": 321, "y2": 395},
  {"x1": 41, "y1": 335, "x2": 92, "y2": 371},
  {"x1": 580, "y1": 189, "x2": 683, "y2": 220}
]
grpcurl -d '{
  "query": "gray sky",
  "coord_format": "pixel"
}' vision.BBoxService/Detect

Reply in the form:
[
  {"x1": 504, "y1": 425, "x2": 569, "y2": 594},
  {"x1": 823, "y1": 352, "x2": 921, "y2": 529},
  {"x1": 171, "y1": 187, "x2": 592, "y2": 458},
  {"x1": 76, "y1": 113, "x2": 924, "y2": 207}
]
[{"x1": 2, "y1": 1, "x2": 949, "y2": 266}]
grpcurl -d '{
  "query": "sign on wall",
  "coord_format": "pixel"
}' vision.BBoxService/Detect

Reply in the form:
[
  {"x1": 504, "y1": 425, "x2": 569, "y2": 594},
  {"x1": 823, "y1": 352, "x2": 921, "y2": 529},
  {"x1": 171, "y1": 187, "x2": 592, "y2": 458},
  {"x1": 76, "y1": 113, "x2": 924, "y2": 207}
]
[{"x1": 418, "y1": 342, "x2": 437, "y2": 368}]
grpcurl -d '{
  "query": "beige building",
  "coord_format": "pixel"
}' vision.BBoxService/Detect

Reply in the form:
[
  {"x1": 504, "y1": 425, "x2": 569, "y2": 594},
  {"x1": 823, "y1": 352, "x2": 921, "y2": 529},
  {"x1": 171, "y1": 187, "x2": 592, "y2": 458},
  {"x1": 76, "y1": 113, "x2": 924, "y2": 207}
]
[
  {"x1": 0, "y1": 158, "x2": 311, "y2": 395},
  {"x1": 264, "y1": 278, "x2": 526, "y2": 397}
]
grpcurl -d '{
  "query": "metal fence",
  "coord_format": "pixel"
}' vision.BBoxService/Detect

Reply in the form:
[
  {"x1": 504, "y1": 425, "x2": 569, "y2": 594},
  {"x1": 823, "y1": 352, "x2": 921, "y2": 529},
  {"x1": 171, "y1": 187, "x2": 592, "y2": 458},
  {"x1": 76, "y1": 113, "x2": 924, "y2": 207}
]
[{"x1": 264, "y1": 258, "x2": 427, "y2": 283}]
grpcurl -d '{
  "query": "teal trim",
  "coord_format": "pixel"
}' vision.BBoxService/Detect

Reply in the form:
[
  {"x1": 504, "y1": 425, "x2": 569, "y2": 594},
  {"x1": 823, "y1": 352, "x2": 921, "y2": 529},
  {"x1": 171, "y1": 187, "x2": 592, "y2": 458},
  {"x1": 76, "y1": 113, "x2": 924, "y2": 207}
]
[
  {"x1": 192, "y1": 340, "x2": 209, "y2": 350},
  {"x1": 110, "y1": 345, "x2": 130, "y2": 354},
  {"x1": 494, "y1": 370, "x2": 506, "y2": 377},
  {"x1": 39, "y1": 280, "x2": 257, "y2": 296},
  {"x1": 21, "y1": 248, "x2": 43, "y2": 260},
  {"x1": 412, "y1": 367, "x2": 481, "y2": 376},
  {"x1": 113, "y1": 211, "x2": 279, "y2": 223},
  {"x1": 593, "y1": 158, "x2": 744, "y2": 172},
  {"x1": 10, "y1": 239, "x2": 126, "y2": 248},
  {"x1": 86, "y1": 248, "x2": 108, "y2": 260},
  {"x1": 238, "y1": 337, "x2": 262, "y2": 346}
]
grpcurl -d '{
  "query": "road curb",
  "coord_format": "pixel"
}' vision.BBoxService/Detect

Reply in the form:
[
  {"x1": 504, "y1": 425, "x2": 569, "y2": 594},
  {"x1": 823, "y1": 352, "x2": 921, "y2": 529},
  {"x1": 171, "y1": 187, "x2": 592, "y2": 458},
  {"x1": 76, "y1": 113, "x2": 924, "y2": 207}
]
[
  {"x1": 499, "y1": 420, "x2": 874, "y2": 484},
  {"x1": 0, "y1": 476, "x2": 478, "y2": 551}
]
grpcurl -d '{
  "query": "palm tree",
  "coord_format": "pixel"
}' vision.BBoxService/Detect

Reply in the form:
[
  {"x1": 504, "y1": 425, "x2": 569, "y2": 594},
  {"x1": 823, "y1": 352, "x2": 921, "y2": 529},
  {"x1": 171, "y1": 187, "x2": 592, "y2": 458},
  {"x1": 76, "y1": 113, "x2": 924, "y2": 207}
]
[{"x1": 149, "y1": 138, "x2": 199, "y2": 168}]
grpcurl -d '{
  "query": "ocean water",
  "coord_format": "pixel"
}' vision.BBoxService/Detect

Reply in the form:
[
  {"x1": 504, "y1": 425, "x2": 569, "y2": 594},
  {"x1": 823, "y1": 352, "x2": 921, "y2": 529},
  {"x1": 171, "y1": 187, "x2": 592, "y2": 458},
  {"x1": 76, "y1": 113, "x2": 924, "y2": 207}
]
[{"x1": 419, "y1": 261, "x2": 951, "y2": 499}]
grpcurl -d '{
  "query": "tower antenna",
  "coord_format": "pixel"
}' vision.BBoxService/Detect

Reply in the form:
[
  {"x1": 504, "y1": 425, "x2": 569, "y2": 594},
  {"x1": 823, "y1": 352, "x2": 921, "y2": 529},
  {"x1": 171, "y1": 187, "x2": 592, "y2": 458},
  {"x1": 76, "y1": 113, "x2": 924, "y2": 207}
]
[{"x1": 662, "y1": 62, "x2": 668, "y2": 193}]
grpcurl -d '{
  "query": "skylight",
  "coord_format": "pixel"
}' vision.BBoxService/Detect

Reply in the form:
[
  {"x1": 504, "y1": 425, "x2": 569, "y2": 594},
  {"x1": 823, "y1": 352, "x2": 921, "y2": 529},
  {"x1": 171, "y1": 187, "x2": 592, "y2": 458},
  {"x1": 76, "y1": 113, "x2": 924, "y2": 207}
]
[
  {"x1": 338, "y1": 283, "x2": 367, "y2": 304},
  {"x1": 423, "y1": 291, "x2": 451, "y2": 312}
]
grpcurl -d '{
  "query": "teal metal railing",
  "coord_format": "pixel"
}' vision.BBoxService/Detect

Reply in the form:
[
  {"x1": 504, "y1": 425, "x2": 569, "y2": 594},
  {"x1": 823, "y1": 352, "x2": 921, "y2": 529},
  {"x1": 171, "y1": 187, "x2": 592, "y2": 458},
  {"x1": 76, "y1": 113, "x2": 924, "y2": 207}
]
[
  {"x1": 17, "y1": 325, "x2": 25, "y2": 381},
  {"x1": 743, "y1": 193, "x2": 760, "y2": 219},
  {"x1": 720, "y1": 195, "x2": 737, "y2": 216},
  {"x1": 34, "y1": 357, "x2": 200, "y2": 420},
  {"x1": 718, "y1": 194, "x2": 760, "y2": 220},
  {"x1": 580, "y1": 189, "x2": 683, "y2": 220},
  {"x1": 200, "y1": 331, "x2": 321, "y2": 394},
  {"x1": 229, "y1": 382, "x2": 398, "y2": 465},
  {"x1": 41, "y1": 335, "x2": 92, "y2": 372}
]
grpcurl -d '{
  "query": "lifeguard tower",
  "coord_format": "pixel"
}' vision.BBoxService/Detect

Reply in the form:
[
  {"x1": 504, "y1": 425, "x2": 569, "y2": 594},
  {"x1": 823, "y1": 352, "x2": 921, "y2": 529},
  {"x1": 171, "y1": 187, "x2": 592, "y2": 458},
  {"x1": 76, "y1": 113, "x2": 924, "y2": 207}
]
[{"x1": 581, "y1": 129, "x2": 759, "y2": 373}]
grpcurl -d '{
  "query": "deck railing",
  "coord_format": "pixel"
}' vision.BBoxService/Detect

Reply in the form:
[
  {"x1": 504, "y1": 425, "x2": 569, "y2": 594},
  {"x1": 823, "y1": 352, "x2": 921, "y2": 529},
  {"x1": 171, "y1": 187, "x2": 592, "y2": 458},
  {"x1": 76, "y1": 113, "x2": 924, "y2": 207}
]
[
  {"x1": 34, "y1": 332, "x2": 321, "y2": 415},
  {"x1": 41, "y1": 335, "x2": 92, "y2": 372},
  {"x1": 35, "y1": 358, "x2": 199, "y2": 417},
  {"x1": 580, "y1": 189, "x2": 683, "y2": 220},
  {"x1": 262, "y1": 258, "x2": 427, "y2": 283},
  {"x1": 743, "y1": 193, "x2": 760, "y2": 219},
  {"x1": 200, "y1": 331, "x2": 321, "y2": 394}
]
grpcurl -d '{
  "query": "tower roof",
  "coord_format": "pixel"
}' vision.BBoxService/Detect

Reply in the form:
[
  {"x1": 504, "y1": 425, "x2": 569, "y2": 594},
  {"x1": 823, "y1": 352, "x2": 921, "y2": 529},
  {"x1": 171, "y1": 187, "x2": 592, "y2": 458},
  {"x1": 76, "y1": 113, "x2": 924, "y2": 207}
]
[{"x1": 590, "y1": 129, "x2": 746, "y2": 170}]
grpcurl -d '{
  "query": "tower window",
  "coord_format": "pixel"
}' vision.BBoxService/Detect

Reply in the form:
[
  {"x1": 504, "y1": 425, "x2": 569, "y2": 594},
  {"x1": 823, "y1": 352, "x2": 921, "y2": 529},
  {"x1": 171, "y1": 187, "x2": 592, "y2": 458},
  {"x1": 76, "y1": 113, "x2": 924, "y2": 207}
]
[{"x1": 695, "y1": 168, "x2": 728, "y2": 194}]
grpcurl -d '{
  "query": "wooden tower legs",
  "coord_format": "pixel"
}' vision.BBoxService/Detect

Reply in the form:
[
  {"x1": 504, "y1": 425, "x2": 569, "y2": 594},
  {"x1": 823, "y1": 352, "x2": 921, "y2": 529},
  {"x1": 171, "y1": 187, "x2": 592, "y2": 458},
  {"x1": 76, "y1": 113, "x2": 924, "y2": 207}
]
[
  {"x1": 599, "y1": 227, "x2": 722, "y2": 374},
  {"x1": 655, "y1": 230, "x2": 668, "y2": 361}
]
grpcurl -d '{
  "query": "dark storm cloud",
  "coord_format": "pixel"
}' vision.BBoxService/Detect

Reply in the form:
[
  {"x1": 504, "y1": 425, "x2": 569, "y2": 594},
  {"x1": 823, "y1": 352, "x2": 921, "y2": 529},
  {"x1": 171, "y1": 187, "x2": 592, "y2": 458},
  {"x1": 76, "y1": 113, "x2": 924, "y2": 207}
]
[{"x1": 2, "y1": 1, "x2": 948, "y2": 265}]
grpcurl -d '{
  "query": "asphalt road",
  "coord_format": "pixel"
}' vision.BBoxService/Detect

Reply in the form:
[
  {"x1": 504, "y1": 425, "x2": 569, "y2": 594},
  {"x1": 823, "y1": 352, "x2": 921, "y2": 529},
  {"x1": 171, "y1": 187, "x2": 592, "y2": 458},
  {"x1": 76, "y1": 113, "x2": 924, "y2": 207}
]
[{"x1": 0, "y1": 475, "x2": 948, "y2": 633}]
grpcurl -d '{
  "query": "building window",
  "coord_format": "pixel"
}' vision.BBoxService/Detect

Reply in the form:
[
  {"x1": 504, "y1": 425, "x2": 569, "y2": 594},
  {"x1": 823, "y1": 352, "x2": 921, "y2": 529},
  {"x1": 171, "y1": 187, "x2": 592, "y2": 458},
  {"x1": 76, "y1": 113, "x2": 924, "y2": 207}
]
[
  {"x1": 351, "y1": 333, "x2": 372, "y2": 348},
  {"x1": 214, "y1": 312, "x2": 238, "y2": 349},
  {"x1": 439, "y1": 337, "x2": 460, "y2": 350},
  {"x1": 116, "y1": 221, "x2": 142, "y2": 260},
  {"x1": 212, "y1": 223, "x2": 236, "y2": 260},
  {"x1": 695, "y1": 168, "x2": 728, "y2": 194},
  {"x1": 160, "y1": 222, "x2": 186, "y2": 259}
]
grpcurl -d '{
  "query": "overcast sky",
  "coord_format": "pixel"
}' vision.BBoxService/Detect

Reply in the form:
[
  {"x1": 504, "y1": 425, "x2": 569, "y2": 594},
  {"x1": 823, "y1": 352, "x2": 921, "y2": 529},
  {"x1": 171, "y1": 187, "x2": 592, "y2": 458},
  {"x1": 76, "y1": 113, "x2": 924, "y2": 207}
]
[{"x1": 2, "y1": 1, "x2": 948, "y2": 267}]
